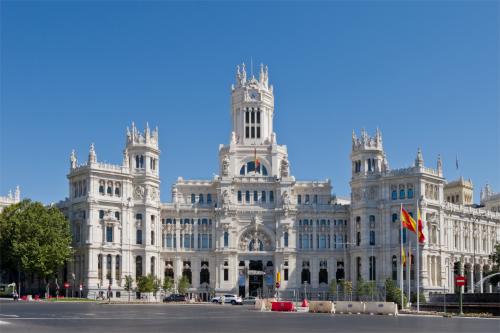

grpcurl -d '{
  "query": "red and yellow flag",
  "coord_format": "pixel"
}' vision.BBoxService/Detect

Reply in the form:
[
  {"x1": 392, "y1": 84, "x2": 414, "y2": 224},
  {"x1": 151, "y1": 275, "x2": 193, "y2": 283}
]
[
  {"x1": 417, "y1": 208, "x2": 425, "y2": 243},
  {"x1": 254, "y1": 148, "x2": 260, "y2": 170},
  {"x1": 401, "y1": 245, "x2": 406, "y2": 266},
  {"x1": 401, "y1": 207, "x2": 417, "y2": 234}
]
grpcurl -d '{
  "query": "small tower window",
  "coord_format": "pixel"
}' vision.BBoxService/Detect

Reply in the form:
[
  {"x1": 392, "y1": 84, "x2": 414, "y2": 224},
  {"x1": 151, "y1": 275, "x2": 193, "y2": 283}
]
[
  {"x1": 261, "y1": 191, "x2": 266, "y2": 203},
  {"x1": 245, "y1": 191, "x2": 250, "y2": 203},
  {"x1": 269, "y1": 191, "x2": 274, "y2": 202},
  {"x1": 237, "y1": 191, "x2": 242, "y2": 202}
]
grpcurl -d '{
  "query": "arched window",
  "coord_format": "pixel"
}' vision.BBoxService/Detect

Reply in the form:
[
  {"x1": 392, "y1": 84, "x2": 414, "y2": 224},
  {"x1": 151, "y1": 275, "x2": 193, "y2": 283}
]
[
  {"x1": 301, "y1": 269, "x2": 311, "y2": 284},
  {"x1": 199, "y1": 194, "x2": 204, "y2": 204},
  {"x1": 407, "y1": 186, "x2": 414, "y2": 199},
  {"x1": 114, "y1": 183, "x2": 121, "y2": 196},
  {"x1": 136, "y1": 229, "x2": 142, "y2": 245},
  {"x1": 115, "y1": 211, "x2": 120, "y2": 220},
  {"x1": 136, "y1": 256, "x2": 143, "y2": 279},
  {"x1": 240, "y1": 161, "x2": 268, "y2": 176},
  {"x1": 207, "y1": 194, "x2": 212, "y2": 204},
  {"x1": 106, "y1": 254, "x2": 112, "y2": 281},
  {"x1": 107, "y1": 182, "x2": 112, "y2": 195},
  {"x1": 115, "y1": 255, "x2": 121, "y2": 283},
  {"x1": 248, "y1": 239, "x2": 264, "y2": 251},
  {"x1": 99, "y1": 181, "x2": 105, "y2": 195},
  {"x1": 369, "y1": 256, "x2": 376, "y2": 281},
  {"x1": 191, "y1": 194, "x2": 196, "y2": 204},
  {"x1": 284, "y1": 232, "x2": 289, "y2": 248},
  {"x1": 319, "y1": 269, "x2": 328, "y2": 284},
  {"x1": 139, "y1": 155, "x2": 144, "y2": 168},
  {"x1": 399, "y1": 185, "x2": 405, "y2": 199},
  {"x1": 98, "y1": 254, "x2": 103, "y2": 281},
  {"x1": 135, "y1": 155, "x2": 140, "y2": 168},
  {"x1": 200, "y1": 263, "x2": 210, "y2": 285}
]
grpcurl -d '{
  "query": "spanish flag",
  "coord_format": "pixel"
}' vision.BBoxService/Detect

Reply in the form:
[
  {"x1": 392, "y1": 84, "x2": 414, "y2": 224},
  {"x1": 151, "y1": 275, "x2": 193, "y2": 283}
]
[
  {"x1": 402, "y1": 245, "x2": 406, "y2": 267},
  {"x1": 417, "y1": 208, "x2": 425, "y2": 243},
  {"x1": 254, "y1": 148, "x2": 260, "y2": 171},
  {"x1": 401, "y1": 207, "x2": 417, "y2": 234}
]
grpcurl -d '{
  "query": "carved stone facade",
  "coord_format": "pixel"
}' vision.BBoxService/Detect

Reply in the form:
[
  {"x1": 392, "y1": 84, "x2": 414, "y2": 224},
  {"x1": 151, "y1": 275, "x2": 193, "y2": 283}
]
[{"x1": 59, "y1": 65, "x2": 500, "y2": 300}]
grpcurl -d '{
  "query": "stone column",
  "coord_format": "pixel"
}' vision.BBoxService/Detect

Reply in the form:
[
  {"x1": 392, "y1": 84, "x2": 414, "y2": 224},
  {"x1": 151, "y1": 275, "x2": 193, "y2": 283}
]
[
  {"x1": 468, "y1": 264, "x2": 474, "y2": 293},
  {"x1": 479, "y1": 267, "x2": 483, "y2": 293},
  {"x1": 110, "y1": 255, "x2": 115, "y2": 286}
]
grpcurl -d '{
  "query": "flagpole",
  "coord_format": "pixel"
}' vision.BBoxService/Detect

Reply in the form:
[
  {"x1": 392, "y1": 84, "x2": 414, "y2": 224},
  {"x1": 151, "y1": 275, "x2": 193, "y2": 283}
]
[
  {"x1": 417, "y1": 201, "x2": 420, "y2": 313},
  {"x1": 408, "y1": 240, "x2": 411, "y2": 307},
  {"x1": 400, "y1": 203, "x2": 404, "y2": 309}
]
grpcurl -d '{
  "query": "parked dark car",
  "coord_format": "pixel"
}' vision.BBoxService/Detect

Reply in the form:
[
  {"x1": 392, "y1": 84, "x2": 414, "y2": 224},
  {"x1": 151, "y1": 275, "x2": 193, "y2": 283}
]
[{"x1": 163, "y1": 294, "x2": 187, "y2": 302}]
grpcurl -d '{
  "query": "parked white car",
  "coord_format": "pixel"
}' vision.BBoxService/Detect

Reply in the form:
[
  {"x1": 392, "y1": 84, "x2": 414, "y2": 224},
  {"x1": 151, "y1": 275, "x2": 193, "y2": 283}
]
[{"x1": 211, "y1": 294, "x2": 243, "y2": 305}]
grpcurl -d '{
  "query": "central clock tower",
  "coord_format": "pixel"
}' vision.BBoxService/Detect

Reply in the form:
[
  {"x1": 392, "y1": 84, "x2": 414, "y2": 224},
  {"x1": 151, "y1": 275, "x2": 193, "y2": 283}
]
[{"x1": 230, "y1": 63, "x2": 275, "y2": 146}]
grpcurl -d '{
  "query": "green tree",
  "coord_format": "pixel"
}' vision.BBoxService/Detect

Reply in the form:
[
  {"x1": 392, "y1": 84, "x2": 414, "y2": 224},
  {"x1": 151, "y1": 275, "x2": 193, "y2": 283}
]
[
  {"x1": 339, "y1": 280, "x2": 353, "y2": 300},
  {"x1": 0, "y1": 200, "x2": 73, "y2": 293},
  {"x1": 385, "y1": 278, "x2": 407, "y2": 309},
  {"x1": 163, "y1": 276, "x2": 174, "y2": 294},
  {"x1": 137, "y1": 274, "x2": 155, "y2": 293},
  {"x1": 328, "y1": 279, "x2": 337, "y2": 299},
  {"x1": 153, "y1": 276, "x2": 161, "y2": 297},
  {"x1": 124, "y1": 275, "x2": 134, "y2": 302},
  {"x1": 177, "y1": 276, "x2": 190, "y2": 295}
]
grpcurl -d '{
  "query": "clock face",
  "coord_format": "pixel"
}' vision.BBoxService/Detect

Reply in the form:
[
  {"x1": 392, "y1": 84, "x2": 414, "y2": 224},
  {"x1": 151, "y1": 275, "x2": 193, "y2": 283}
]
[{"x1": 250, "y1": 91, "x2": 259, "y2": 100}]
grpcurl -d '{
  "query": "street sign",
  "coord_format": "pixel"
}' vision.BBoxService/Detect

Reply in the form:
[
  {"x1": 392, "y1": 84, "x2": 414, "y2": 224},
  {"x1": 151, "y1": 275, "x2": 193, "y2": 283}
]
[
  {"x1": 275, "y1": 282, "x2": 280, "y2": 289},
  {"x1": 455, "y1": 275, "x2": 466, "y2": 286},
  {"x1": 64, "y1": 282, "x2": 70, "y2": 289}
]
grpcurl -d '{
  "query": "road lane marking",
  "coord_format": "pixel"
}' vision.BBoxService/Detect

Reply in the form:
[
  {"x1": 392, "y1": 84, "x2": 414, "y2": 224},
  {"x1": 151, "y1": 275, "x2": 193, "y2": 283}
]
[{"x1": 0, "y1": 314, "x2": 19, "y2": 317}]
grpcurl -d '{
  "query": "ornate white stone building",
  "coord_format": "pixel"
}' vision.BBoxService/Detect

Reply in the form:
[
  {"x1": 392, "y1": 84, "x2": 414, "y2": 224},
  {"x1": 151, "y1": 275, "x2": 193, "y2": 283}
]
[
  {"x1": 0, "y1": 186, "x2": 21, "y2": 213},
  {"x1": 58, "y1": 64, "x2": 500, "y2": 300}
]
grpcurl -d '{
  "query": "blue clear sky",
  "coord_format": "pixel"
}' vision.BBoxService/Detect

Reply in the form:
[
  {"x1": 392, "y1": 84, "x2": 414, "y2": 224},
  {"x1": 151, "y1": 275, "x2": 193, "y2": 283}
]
[{"x1": 1, "y1": 1, "x2": 498, "y2": 204}]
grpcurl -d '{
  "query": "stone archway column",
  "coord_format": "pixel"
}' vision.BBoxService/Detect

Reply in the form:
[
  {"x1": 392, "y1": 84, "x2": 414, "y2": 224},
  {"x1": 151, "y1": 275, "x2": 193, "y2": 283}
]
[{"x1": 479, "y1": 266, "x2": 483, "y2": 293}]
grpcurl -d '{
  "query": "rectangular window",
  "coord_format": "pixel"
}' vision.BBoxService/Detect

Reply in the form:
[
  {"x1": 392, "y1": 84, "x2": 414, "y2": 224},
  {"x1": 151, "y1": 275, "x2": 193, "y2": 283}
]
[
  {"x1": 297, "y1": 195, "x2": 301, "y2": 204},
  {"x1": 106, "y1": 226, "x2": 113, "y2": 243},
  {"x1": 245, "y1": 191, "x2": 250, "y2": 202},
  {"x1": 261, "y1": 191, "x2": 266, "y2": 202},
  {"x1": 253, "y1": 191, "x2": 258, "y2": 202},
  {"x1": 313, "y1": 194, "x2": 318, "y2": 204},
  {"x1": 136, "y1": 230, "x2": 142, "y2": 245},
  {"x1": 224, "y1": 269, "x2": 229, "y2": 281},
  {"x1": 251, "y1": 111, "x2": 255, "y2": 123},
  {"x1": 305, "y1": 195, "x2": 310, "y2": 204},
  {"x1": 269, "y1": 191, "x2": 274, "y2": 202},
  {"x1": 245, "y1": 111, "x2": 249, "y2": 123},
  {"x1": 256, "y1": 111, "x2": 260, "y2": 123},
  {"x1": 245, "y1": 126, "x2": 249, "y2": 138},
  {"x1": 251, "y1": 127, "x2": 255, "y2": 138},
  {"x1": 284, "y1": 268, "x2": 289, "y2": 281},
  {"x1": 238, "y1": 191, "x2": 242, "y2": 202},
  {"x1": 256, "y1": 127, "x2": 260, "y2": 138}
]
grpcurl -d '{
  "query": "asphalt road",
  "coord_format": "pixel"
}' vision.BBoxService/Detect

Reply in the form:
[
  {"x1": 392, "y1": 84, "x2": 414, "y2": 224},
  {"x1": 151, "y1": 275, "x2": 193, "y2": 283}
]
[{"x1": 0, "y1": 301, "x2": 498, "y2": 333}]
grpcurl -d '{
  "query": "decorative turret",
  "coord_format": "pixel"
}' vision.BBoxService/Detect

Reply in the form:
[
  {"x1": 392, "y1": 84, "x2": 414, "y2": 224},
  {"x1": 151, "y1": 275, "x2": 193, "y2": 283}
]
[
  {"x1": 14, "y1": 186, "x2": 20, "y2": 202},
  {"x1": 352, "y1": 128, "x2": 383, "y2": 152},
  {"x1": 126, "y1": 122, "x2": 159, "y2": 149},
  {"x1": 125, "y1": 122, "x2": 160, "y2": 177},
  {"x1": 351, "y1": 129, "x2": 385, "y2": 177},
  {"x1": 230, "y1": 62, "x2": 275, "y2": 145},
  {"x1": 88, "y1": 143, "x2": 97, "y2": 164}
]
